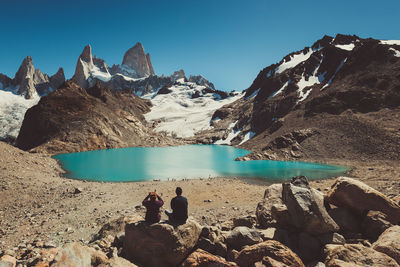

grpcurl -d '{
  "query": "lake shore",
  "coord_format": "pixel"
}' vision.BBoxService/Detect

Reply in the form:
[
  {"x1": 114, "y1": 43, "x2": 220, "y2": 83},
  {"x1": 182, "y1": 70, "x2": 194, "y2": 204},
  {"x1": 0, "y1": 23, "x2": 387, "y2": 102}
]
[{"x1": 1, "y1": 141, "x2": 399, "y2": 252}]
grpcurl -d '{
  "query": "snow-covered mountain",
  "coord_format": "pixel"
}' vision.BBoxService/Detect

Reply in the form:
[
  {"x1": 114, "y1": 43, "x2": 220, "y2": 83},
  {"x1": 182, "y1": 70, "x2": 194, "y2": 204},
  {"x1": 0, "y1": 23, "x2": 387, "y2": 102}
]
[
  {"x1": 143, "y1": 78, "x2": 241, "y2": 138},
  {"x1": 0, "y1": 57, "x2": 65, "y2": 141},
  {"x1": 197, "y1": 34, "x2": 400, "y2": 161}
]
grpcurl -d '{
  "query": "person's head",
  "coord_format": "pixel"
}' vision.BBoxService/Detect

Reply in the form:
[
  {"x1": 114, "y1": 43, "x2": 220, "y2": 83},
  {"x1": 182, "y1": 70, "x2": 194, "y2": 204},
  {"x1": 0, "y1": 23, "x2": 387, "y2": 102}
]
[
  {"x1": 149, "y1": 192, "x2": 157, "y2": 201},
  {"x1": 175, "y1": 187, "x2": 182, "y2": 196}
]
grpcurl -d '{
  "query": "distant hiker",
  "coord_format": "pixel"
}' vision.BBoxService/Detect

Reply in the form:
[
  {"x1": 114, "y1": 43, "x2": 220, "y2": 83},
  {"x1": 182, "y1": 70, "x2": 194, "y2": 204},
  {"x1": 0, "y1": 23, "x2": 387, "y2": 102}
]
[
  {"x1": 165, "y1": 187, "x2": 188, "y2": 224},
  {"x1": 142, "y1": 191, "x2": 164, "y2": 224}
]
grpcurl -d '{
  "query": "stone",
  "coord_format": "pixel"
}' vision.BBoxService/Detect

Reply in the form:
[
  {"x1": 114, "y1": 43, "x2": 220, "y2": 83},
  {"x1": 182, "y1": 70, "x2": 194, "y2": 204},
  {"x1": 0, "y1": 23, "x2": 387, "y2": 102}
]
[
  {"x1": 98, "y1": 256, "x2": 138, "y2": 267},
  {"x1": 256, "y1": 184, "x2": 284, "y2": 228},
  {"x1": 123, "y1": 219, "x2": 201, "y2": 267},
  {"x1": 233, "y1": 215, "x2": 256, "y2": 228},
  {"x1": 317, "y1": 232, "x2": 345, "y2": 245},
  {"x1": 259, "y1": 228, "x2": 277, "y2": 240},
  {"x1": 327, "y1": 207, "x2": 360, "y2": 234},
  {"x1": 0, "y1": 255, "x2": 16, "y2": 267},
  {"x1": 52, "y1": 242, "x2": 107, "y2": 267},
  {"x1": 327, "y1": 177, "x2": 400, "y2": 224},
  {"x1": 361, "y1": 210, "x2": 392, "y2": 241},
  {"x1": 324, "y1": 244, "x2": 399, "y2": 267},
  {"x1": 297, "y1": 232, "x2": 321, "y2": 263},
  {"x1": 226, "y1": 226, "x2": 263, "y2": 250},
  {"x1": 372, "y1": 225, "x2": 400, "y2": 264},
  {"x1": 74, "y1": 187, "x2": 83, "y2": 194},
  {"x1": 235, "y1": 240, "x2": 305, "y2": 267},
  {"x1": 181, "y1": 249, "x2": 237, "y2": 267},
  {"x1": 282, "y1": 176, "x2": 339, "y2": 235}
]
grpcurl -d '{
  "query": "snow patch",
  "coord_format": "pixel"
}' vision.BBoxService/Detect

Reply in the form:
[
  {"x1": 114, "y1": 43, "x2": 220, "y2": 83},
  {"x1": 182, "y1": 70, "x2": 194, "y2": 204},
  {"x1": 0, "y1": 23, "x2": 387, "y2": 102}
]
[
  {"x1": 296, "y1": 58, "x2": 326, "y2": 103},
  {"x1": 335, "y1": 43, "x2": 355, "y2": 51},
  {"x1": 389, "y1": 48, "x2": 400, "y2": 57},
  {"x1": 144, "y1": 82, "x2": 242, "y2": 138},
  {"x1": 0, "y1": 90, "x2": 40, "y2": 139},
  {"x1": 245, "y1": 88, "x2": 260, "y2": 100},
  {"x1": 90, "y1": 65, "x2": 112, "y2": 82},
  {"x1": 276, "y1": 48, "x2": 313, "y2": 74},
  {"x1": 380, "y1": 40, "x2": 400, "y2": 45},
  {"x1": 321, "y1": 58, "x2": 347, "y2": 90},
  {"x1": 271, "y1": 80, "x2": 290, "y2": 98},
  {"x1": 239, "y1": 131, "x2": 255, "y2": 145}
]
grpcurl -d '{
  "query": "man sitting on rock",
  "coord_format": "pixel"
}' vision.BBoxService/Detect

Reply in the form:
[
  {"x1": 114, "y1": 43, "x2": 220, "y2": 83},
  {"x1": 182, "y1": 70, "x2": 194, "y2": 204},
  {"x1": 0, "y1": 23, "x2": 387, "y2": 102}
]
[
  {"x1": 165, "y1": 187, "x2": 188, "y2": 224},
  {"x1": 142, "y1": 191, "x2": 164, "y2": 224}
]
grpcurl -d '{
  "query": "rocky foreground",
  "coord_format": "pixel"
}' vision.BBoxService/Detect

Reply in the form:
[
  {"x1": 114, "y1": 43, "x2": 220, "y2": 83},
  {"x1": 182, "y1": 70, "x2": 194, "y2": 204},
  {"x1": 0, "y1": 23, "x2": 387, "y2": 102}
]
[{"x1": 1, "y1": 165, "x2": 400, "y2": 266}]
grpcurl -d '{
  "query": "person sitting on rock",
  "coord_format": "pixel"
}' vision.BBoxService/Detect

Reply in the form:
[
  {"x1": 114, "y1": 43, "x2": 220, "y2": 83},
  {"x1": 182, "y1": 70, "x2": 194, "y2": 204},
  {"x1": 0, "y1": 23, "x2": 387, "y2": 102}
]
[
  {"x1": 142, "y1": 191, "x2": 164, "y2": 224},
  {"x1": 165, "y1": 187, "x2": 188, "y2": 224}
]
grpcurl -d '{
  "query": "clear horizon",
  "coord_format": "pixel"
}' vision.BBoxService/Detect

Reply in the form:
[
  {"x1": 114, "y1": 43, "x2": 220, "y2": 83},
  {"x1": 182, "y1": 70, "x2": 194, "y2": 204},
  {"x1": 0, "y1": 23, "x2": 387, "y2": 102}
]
[{"x1": 1, "y1": 0, "x2": 400, "y2": 91}]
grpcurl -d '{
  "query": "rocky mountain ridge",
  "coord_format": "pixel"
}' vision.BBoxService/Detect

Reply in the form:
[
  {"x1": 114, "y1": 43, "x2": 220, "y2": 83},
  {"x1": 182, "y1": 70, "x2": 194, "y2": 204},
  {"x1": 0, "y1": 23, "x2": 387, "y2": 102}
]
[
  {"x1": 194, "y1": 34, "x2": 400, "y2": 162},
  {"x1": 0, "y1": 56, "x2": 65, "y2": 99},
  {"x1": 71, "y1": 43, "x2": 217, "y2": 97}
]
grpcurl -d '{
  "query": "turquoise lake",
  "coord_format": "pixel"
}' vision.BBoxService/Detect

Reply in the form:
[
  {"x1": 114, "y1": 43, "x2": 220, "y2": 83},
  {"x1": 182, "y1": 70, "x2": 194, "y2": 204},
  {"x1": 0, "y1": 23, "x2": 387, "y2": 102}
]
[{"x1": 53, "y1": 145, "x2": 348, "y2": 182}]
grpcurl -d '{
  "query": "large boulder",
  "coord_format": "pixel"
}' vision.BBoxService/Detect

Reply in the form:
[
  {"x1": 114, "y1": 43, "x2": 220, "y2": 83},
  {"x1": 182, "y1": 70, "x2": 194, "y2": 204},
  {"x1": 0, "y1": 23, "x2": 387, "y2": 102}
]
[
  {"x1": 52, "y1": 242, "x2": 108, "y2": 267},
  {"x1": 181, "y1": 249, "x2": 237, "y2": 267},
  {"x1": 0, "y1": 255, "x2": 16, "y2": 267},
  {"x1": 226, "y1": 226, "x2": 263, "y2": 250},
  {"x1": 235, "y1": 240, "x2": 305, "y2": 267},
  {"x1": 372, "y1": 225, "x2": 400, "y2": 265},
  {"x1": 324, "y1": 244, "x2": 399, "y2": 267},
  {"x1": 123, "y1": 219, "x2": 201, "y2": 267},
  {"x1": 256, "y1": 184, "x2": 285, "y2": 228},
  {"x1": 328, "y1": 207, "x2": 360, "y2": 235},
  {"x1": 98, "y1": 256, "x2": 138, "y2": 267},
  {"x1": 327, "y1": 177, "x2": 400, "y2": 224},
  {"x1": 282, "y1": 176, "x2": 339, "y2": 235},
  {"x1": 361, "y1": 210, "x2": 392, "y2": 241}
]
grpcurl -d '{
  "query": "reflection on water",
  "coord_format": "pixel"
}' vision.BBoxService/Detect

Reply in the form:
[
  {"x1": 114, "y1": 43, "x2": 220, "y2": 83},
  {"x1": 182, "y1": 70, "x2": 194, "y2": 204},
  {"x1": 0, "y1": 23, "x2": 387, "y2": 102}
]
[{"x1": 53, "y1": 145, "x2": 349, "y2": 182}]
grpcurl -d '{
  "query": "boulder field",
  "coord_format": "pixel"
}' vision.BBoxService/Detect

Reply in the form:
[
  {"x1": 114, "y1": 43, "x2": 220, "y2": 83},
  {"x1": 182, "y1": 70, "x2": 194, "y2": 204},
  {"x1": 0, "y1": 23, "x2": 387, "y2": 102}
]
[{"x1": 1, "y1": 176, "x2": 400, "y2": 267}]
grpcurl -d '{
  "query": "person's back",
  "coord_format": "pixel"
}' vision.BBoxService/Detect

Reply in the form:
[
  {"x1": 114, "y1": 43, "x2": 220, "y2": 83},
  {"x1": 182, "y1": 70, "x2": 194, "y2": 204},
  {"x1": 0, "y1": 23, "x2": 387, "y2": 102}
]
[
  {"x1": 171, "y1": 195, "x2": 188, "y2": 223},
  {"x1": 165, "y1": 187, "x2": 188, "y2": 224}
]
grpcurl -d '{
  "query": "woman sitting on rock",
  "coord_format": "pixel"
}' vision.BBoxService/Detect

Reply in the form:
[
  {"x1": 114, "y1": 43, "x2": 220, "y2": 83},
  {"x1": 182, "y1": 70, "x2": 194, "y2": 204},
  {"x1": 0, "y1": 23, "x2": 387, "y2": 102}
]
[{"x1": 142, "y1": 191, "x2": 164, "y2": 224}]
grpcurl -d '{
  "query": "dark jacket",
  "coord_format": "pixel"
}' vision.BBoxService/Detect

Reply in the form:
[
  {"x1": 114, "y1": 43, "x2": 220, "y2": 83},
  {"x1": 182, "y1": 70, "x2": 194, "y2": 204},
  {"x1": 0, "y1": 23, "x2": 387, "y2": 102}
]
[
  {"x1": 171, "y1": 195, "x2": 188, "y2": 223},
  {"x1": 143, "y1": 198, "x2": 164, "y2": 224}
]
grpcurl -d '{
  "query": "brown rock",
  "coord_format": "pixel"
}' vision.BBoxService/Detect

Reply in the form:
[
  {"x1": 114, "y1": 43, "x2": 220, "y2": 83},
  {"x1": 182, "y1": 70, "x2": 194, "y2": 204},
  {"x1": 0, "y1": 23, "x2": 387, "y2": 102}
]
[
  {"x1": 362, "y1": 210, "x2": 392, "y2": 241},
  {"x1": 123, "y1": 219, "x2": 201, "y2": 267},
  {"x1": 327, "y1": 177, "x2": 400, "y2": 224},
  {"x1": 235, "y1": 240, "x2": 305, "y2": 267},
  {"x1": 256, "y1": 183, "x2": 284, "y2": 228},
  {"x1": 181, "y1": 249, "x2": 237, "y2": 267},
  {"x1": 328, "y1": 207, "x2": 360, "y2": 234},
  {"x1": 0, "y1": 255, "x2": 16, "y2": 267},
  {"x1": 372, "y1": 225, "x2": 400, "y2": 264},
  {"x1": 52, "y1": 242, "x2": 107, "y2": 267},
  {"x1": 324, "y1": 244, "x2": 399, "y2": 267},
  {"x1": 98, "y1": 256, "x2": 138, "y2": 267}
]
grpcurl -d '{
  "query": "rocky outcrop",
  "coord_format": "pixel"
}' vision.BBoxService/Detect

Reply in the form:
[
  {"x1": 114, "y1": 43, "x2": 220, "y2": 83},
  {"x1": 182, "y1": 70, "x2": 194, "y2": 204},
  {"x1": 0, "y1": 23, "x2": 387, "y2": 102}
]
[
  {"x1": 123, "y1": 219, "x2": 201, "y2": 267},
  {"x1": 372, "y1": 226, "x2": 400, "y2": 265},
  {"x1": 16, "y1": 81, "x2": 179, "y2": 153},
  {"x1": 52, "y1": 242, "x2": 108, "y2": 267},
  {"x1": 235, "y1": 240, "x2": 305, "y2": 267},
  {"x1": 327, "y1": 177, "x2": 400, "y2": 224},
  {"x1": 182, "y1": 249, "x2": 237, "y2": 267},
  {"x1": 282, "y1": 176, "x2": 339, "y2": 235},
  {"x1": 324, "y1": 244, "x2": 399, "y2": 267}
]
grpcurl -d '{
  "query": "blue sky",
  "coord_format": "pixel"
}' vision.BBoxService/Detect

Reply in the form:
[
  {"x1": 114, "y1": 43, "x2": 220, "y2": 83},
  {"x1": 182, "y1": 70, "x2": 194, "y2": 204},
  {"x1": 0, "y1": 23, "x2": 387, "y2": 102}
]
[{"x1": 1, "y1": 0, "x2": 399, "y2": 91}]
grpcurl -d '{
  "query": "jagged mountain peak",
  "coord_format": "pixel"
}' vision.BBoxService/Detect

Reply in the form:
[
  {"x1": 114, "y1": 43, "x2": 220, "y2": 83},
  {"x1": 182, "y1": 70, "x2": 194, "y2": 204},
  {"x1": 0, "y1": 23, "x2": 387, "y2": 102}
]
[
  {"x1": 121, "y1": 42, "x2": 154, "y2": 77},
  {"x1": 80, "y1": 44, "x2": 93, "y2": 63}
]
